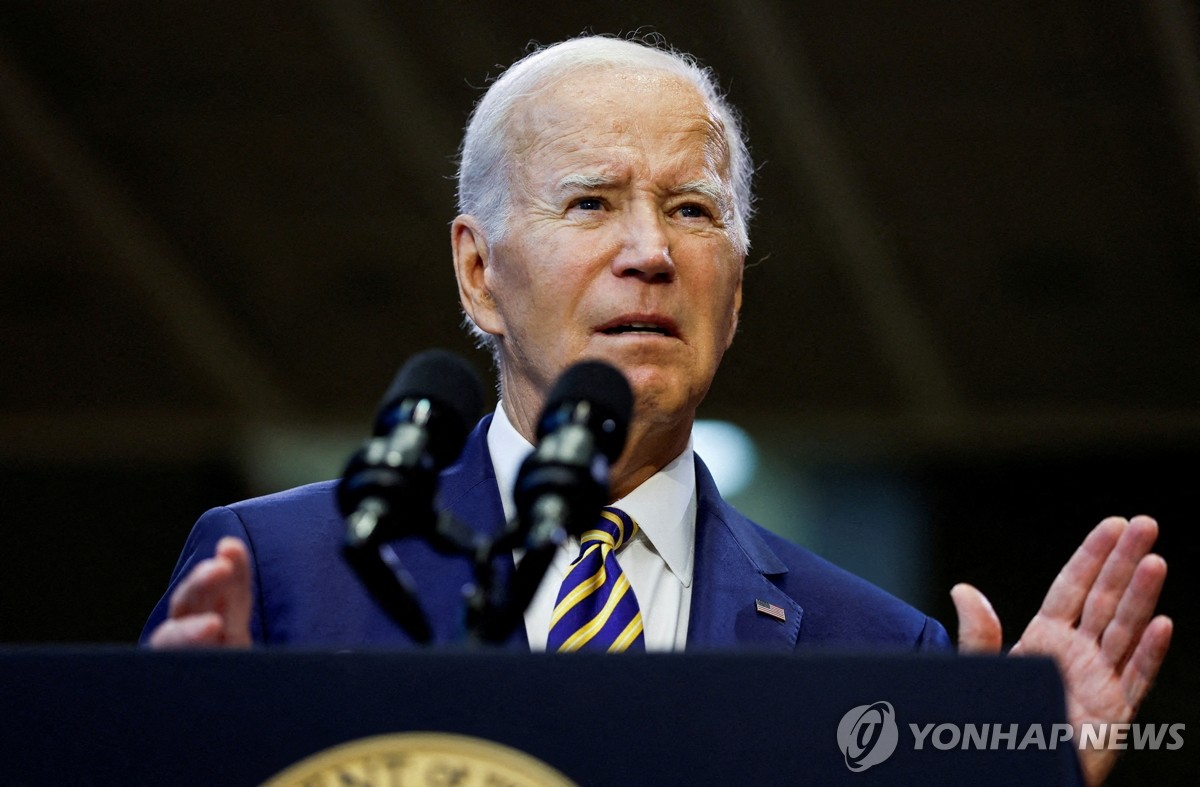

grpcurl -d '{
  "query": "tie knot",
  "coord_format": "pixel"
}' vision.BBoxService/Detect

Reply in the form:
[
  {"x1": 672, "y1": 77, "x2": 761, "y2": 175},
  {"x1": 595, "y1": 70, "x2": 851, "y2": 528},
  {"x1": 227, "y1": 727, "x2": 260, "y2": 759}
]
[{"x1": 581, "y1": 507, "x2": 639, "y2": 552}]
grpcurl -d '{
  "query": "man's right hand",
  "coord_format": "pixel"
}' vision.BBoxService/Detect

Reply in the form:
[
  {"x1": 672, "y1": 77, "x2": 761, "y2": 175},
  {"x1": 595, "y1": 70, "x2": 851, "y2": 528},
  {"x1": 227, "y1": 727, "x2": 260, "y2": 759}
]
[{"x1": 147, "y1": 536, "x2": 253, "y2": 648}]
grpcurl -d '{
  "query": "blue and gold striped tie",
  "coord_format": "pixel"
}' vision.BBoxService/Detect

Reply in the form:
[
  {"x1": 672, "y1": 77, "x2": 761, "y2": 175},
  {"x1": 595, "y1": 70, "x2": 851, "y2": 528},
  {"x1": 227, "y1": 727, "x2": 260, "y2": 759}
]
[{"x1": 546, "y1": 506, "x2": 645, "y2": 652}]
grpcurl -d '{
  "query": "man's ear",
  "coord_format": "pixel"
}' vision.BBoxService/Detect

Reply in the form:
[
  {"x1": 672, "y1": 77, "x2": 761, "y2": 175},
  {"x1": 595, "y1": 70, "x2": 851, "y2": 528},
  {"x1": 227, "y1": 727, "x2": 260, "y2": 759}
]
[{"x1": 451, "y1": 215, "x2": 504, "y2": 336}]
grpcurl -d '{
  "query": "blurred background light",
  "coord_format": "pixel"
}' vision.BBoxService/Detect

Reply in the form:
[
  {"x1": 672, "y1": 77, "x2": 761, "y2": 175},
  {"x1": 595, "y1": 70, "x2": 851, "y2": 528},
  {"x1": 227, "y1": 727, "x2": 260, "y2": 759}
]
[{"x1": 692, "y1": 419, "x2": 759, "y2": 497}]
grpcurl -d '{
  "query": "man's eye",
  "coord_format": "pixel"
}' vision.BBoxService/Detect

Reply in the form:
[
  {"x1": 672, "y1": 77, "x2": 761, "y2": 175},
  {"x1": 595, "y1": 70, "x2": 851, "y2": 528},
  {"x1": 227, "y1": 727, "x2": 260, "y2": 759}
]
[
  {"x1": 676, "y1": 203, "x2": 711, "y2": 219},
  {"x1": 572, "y1": 197, "x2": 604, "y2": 211}
]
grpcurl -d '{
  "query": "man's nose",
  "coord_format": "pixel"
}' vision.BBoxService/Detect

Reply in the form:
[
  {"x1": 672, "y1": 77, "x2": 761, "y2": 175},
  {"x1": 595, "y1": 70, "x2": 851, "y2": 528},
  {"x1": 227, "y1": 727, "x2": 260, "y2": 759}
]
[{"x1": 611, "y1": 205, "x2": 674, "y2": 282}]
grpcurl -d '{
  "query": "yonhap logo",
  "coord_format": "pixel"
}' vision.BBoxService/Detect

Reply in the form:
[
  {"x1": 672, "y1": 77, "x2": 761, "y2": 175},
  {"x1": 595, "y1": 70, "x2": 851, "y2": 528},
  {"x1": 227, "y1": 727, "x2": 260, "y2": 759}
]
[
  {"x1": 834, "y1": 700, "x2": 1183, "y2": 776},
  {"x1": 837, "y1": 701, "x2": 899, "y2": 772}
]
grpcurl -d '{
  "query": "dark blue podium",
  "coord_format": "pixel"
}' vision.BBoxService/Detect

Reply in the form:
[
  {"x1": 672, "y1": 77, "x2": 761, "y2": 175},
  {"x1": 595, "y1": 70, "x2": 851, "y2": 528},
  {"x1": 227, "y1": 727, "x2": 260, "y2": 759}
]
[{"x1": 0, "y1": 649, "x2": 1082, "y2": 785}]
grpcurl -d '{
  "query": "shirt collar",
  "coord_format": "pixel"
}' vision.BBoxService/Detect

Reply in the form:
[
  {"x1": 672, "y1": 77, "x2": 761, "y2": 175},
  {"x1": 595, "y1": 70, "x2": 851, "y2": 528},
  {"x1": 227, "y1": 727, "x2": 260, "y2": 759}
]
[{"x1": 487, "y1": 402, "x2": 696, "y2": 587}]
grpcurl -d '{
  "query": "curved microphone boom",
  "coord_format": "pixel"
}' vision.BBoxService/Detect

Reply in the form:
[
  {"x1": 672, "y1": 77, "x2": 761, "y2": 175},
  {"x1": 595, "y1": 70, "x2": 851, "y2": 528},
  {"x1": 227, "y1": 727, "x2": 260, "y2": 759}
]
[
  {"x1": 338, "y1": 349, "x2": 484, "y2": 643},
  {"x1": 480, "y1": 360, "x2": 633, "y2": 641}
]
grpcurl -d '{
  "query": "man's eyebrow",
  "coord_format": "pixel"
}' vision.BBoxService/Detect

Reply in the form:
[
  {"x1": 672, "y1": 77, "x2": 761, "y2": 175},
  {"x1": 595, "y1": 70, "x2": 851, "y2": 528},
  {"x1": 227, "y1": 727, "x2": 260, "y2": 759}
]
[
  {"x1": 556, "y1": 173, "x2": 619, "y2": 192},
  {"x1": 555, "y1": 174, "x2": 731, "y2": 212},
  {"x1": 673, "y1": 179, "x2": 731, "y2": 211}
]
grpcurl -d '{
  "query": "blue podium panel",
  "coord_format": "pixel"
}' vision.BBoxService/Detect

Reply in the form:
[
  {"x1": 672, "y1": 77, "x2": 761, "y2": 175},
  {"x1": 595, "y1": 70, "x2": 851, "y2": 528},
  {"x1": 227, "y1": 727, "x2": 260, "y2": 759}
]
[{"x1": 0, "y1": 649, "x2": 1080, "y2": 785}]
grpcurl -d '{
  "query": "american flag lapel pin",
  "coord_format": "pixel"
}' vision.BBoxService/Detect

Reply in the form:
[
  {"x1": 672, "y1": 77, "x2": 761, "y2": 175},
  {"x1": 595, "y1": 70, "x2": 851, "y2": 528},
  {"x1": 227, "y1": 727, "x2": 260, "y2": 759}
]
[{"x1": 755, "y1": 598, "x2": 786, "y2": 623}]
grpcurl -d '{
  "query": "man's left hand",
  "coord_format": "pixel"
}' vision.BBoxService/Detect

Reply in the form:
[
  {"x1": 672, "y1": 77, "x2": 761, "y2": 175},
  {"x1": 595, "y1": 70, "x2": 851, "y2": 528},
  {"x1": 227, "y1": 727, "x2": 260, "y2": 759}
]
[{"x1": 951, "y1": 515, "x2": 1173, "y2": 786}]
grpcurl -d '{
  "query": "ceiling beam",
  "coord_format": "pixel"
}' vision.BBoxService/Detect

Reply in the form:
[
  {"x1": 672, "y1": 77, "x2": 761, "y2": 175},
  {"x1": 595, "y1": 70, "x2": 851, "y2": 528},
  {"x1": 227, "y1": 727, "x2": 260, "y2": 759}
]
[
  {"x1": 311, "y1": 0, "x2": 462, "y2": 215},
  {"x1": 0, "y1": 37, "x2": 294, "y2": 419},
  {"x1": 725, "y1": 0, "x2": 964, "y2": 416},
  {"x1": 1145, "y1": 0, "x2": 1200, "y2": 211}
]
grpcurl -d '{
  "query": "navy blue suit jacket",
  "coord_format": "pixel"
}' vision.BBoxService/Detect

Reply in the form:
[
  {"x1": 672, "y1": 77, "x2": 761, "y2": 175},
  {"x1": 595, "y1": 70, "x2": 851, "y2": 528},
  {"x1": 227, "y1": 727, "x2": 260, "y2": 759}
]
[{"x1": 143, "y1": 416, "x2": 950, "y2": 652}]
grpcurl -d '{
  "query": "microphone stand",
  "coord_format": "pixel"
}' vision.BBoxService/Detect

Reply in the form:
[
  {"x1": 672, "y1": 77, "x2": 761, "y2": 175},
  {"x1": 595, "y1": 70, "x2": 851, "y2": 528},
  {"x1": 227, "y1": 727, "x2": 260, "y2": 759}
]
[{"x1": 471, "y1": 499, "x2": 569, "y2": 645}]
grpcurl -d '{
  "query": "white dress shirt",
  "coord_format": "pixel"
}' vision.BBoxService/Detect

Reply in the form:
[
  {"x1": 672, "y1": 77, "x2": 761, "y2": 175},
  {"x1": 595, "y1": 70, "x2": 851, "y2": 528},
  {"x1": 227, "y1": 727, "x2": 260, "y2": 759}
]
[{"x1": 487, "y1": 404, "x2": 695, "y2": 651}]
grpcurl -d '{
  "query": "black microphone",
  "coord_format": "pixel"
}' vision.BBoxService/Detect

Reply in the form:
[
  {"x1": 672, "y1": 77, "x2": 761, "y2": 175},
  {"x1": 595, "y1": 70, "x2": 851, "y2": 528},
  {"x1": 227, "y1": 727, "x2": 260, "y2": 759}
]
[
  {"x1": 338, "y1": 349, "x2": 484, "y2": 642},
  {"x1": 338, "y1": 349, "x2": 484, "y2": 546},
  {"x1": 480, "y1": 360, "x2": 632, "y2": 641},
  {"x1": 515, "y1": 360, "x2": 632, "y2": 540}
]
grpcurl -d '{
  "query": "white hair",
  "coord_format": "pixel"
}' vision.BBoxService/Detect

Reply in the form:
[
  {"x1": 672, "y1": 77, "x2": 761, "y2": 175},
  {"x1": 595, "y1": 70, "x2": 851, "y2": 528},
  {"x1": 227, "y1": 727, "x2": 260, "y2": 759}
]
[{"x1": 455, "y1": 34, "x2": 755, "y2": 357}]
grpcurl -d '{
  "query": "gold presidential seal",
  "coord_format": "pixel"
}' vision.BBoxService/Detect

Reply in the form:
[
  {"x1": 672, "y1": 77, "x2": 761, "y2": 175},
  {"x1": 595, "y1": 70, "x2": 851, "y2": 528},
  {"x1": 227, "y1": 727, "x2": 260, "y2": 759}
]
[{"x1": 261, "y1": 731, "x2": 577, "y2": 787}]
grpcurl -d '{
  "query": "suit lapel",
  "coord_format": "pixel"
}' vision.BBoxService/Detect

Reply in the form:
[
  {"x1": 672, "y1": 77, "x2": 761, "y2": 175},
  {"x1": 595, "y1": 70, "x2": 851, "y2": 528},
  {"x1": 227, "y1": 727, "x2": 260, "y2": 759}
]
[
  {"x1": 434, "y1": 415, "x2": 530, "y2": 651},
  {"x1": 432, "y1": 423, "x2": 802, "y2": 652},
  {"x1": 686, "y1": 457, "x2": 803, "y2": 652}
]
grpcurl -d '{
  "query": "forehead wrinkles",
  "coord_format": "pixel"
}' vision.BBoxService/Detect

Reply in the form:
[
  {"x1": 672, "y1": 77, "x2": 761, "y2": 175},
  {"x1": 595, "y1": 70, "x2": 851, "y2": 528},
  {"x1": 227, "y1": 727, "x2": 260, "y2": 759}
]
[
  {"x1": 699, "y1": 113, "x2": 732, "y2": 182},
  {"x1": 507, "y1": 70, "x2": 733, "y2": 199}
]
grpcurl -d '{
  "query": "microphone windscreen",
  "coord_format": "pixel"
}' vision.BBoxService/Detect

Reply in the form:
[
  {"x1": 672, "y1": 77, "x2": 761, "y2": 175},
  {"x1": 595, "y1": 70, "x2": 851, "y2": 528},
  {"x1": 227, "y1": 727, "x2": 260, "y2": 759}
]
[
  {"x1": 540, "y1": 360, "x2": 633, "y2": 463},
  {"x1": 375, "y1": 349, "x2": 485, "y2": 445}
]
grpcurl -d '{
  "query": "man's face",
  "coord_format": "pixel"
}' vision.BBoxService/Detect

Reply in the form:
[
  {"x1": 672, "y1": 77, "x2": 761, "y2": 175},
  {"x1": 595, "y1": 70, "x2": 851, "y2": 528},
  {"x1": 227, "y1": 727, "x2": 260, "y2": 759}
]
[{"x1": 462, "y1": 68, "x2": 743, "y2": 436}]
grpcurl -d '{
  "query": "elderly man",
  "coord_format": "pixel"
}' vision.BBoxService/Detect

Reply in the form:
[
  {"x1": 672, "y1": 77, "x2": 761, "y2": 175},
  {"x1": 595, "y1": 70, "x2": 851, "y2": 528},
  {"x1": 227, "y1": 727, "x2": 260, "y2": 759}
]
[{"x1": 144, "y1": 36, "x2": 1171, "y2": 785}]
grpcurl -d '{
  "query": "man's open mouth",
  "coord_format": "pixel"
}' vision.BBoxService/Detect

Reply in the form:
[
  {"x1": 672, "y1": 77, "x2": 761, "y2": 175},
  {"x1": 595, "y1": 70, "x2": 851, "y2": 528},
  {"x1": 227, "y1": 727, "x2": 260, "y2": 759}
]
[{"x1": 601, "y1": 322, "x2": 674, "y2": 336}]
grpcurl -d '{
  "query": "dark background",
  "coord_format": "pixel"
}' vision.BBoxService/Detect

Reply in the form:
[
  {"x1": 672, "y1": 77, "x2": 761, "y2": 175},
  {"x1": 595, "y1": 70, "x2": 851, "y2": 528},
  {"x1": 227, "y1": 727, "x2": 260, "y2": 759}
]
[{"x1": 1, "y1": 2, "x2": 1196, "y2": 783}]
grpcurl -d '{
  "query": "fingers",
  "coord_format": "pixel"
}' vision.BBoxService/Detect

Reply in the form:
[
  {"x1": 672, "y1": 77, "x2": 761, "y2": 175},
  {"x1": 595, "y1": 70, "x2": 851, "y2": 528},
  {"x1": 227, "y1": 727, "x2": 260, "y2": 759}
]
[
  {"x1": 158, "y1": 536, "x2": 253, "y2": 648},
  {"x1": 147, "y1": 613, "x2": 225, "y2": 649},
  {"x1": 1036, "y1": 517, "x2": 1126, "y2": 623},
  {"x1": 215, "y1": 535, "x2": 250, "y2": 575},
  {"x1": 1072, "y1": 614, "x2": 1173, "y2": 787},
  {"x1": 1079, "y1": 516, "x2": 1160, "y2": 638},
  {"x1": 951, "y1": 582, "x2": 1003, "y2": 653},
  {"x1": 1099, "y1": 552, "x2": 1167, "y2": 666},
  {"x1": 1120, "y1": 615, "x2": 1174, "y2": 708},
  {"x1": 214, "y1": 537, "x2": 253, "y2": 645},
  {"x1": 168, "y1": 537, "x2": 250, "y2": 619}
]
